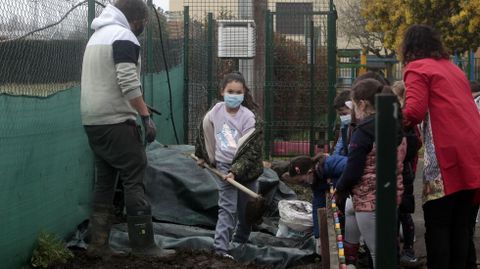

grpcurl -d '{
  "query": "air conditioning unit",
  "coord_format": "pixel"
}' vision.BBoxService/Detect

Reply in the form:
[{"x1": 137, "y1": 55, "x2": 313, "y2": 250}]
[{"x1": 218, "y1": 20, "x2": 256, "y2": 58}]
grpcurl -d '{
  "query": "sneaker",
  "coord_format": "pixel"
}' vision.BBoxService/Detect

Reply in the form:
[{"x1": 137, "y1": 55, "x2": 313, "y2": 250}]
[{"x1": 399, "y1": 248, "x2": 420, "y2": 268}]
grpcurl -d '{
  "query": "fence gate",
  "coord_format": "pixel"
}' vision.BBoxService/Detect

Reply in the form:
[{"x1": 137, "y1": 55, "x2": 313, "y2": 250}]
[{"x1": 264, "y1": 0, "x2": 337, "y2": 158}]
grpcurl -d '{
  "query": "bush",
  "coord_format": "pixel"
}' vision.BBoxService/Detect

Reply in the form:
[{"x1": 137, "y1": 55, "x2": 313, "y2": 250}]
[{"x1": 30, "y1": 231, "x2": 73, "y2": 268}]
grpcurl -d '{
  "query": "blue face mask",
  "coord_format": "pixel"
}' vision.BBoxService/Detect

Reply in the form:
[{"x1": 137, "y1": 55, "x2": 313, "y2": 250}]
[
  {"x1": 224, "y1": 94, "x2": 244, "y2": 108},
  {"x1": 340, "y1": 114, "x2": 351, "y2": 126}
]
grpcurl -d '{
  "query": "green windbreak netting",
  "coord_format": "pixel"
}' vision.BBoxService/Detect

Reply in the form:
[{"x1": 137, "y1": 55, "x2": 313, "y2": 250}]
[
  {"x1": 0, "y1": 87, "x2": 94, "y2": 269},
  {"x1": 143, "y1": 66, "x2": 185, "y2": 145}
]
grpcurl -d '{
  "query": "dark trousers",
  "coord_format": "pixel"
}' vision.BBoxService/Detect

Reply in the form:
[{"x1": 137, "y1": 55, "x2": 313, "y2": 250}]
[
  {"x1": 423, "y1": 190, "x2": 475, "y2": 269},
  {"x1": 398, "y1": 212, "x2": 415, "y2": 250},
  {"x1": 84, "y1": 121, "x2": 151, "y2": 216},
  {"x1": 467, "y1": 205, "x2": 479, "y2": 269}
]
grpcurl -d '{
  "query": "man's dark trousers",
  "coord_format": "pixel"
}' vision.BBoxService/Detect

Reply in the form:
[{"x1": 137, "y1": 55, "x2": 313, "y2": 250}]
[{"x1": 84, "y1": 120, "x2": 150, "y2": 214}]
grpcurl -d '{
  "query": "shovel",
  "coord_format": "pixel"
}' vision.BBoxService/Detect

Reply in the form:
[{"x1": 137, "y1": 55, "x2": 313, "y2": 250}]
[{"x1": 190, "y1": 154, "x2": 266, "y2": 226}]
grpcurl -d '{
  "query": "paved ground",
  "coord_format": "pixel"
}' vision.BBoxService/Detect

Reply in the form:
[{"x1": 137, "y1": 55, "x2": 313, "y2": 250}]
[{"x1": 412, "y1": 161, "x2": 480, "y2": 267}]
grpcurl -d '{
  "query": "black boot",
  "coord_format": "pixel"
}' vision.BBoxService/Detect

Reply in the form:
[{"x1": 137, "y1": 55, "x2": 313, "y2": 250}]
[
  {"x1": 87, "y1": 204, "x2": 123, "y2": 258},
  {"x1": 127, "y1": 214, "x2": 176, "y2": 258}
]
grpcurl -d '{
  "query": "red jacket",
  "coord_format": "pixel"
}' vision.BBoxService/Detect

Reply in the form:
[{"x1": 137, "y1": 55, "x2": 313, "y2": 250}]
[{"x1": 403, "y1": 58, "x2": 480, "y2": 201}]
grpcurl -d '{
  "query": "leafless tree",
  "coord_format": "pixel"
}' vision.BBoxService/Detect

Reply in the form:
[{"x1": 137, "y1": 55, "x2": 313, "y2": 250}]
[{"x1": 336, "y1": 0, "x2": 394, "y2": 57}]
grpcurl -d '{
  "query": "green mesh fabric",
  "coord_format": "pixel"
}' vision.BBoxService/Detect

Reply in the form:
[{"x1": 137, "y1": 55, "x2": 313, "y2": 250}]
[
  {"x1": 0, "y1": 1, "x2": 184, "y2": 267},
  {"x1": 143, "y1": 66, "x2": 185, "y2": 145},
  {"x1": 0, "y1": 87, "x2": 94, "y2": 269},
  {"x1": 0, "y1": 66, "x2": 185, "y2": 268}
]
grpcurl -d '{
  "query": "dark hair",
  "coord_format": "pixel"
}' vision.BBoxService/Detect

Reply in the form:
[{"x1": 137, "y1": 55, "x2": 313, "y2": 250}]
[
  {"x1": 288, "y1": 153, "x2": 325, "y2": 176},
  {"x1": 334, "y1": 90, "x2": 352, "y2": 110},
  {"x1": 220, "y1": 71, "x2": 259, "y2": 111},
  {"x1": 115, "y1": 0, "x2": 149, "y2": 23},
  {"x1": 351, "y1": 78, "x2": 393, "y2": 108},
  {"x1": 470, "y1": 81, "x2": 480, "y2": 93},
  {"x1": 400, "y1": 24, "x2": 449, "y2": 65},
  {"x1": 353, "y1": 71, "x2": 390, "y2": 87}
]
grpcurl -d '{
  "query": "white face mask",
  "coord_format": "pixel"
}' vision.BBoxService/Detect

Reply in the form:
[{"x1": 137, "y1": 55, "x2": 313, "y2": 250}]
[{"x1": 339, "y1": 114, "x2": 352, "y2": 125}]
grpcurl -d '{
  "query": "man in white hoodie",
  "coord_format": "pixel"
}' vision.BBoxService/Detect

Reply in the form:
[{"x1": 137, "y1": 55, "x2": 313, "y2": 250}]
[{"x1": 81, "y1": 0, "x2": 174, "y2": 258}]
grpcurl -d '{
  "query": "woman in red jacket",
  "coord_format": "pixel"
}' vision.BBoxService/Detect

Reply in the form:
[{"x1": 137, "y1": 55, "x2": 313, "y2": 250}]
[{"x1": 400, "y1": 24, "x2": 480, "y2": 269}]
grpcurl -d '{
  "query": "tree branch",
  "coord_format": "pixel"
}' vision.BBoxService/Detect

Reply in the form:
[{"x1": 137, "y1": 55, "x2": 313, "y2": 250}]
[{"x1": 0, "y1": 0, "x2": 98, "y2": 43}]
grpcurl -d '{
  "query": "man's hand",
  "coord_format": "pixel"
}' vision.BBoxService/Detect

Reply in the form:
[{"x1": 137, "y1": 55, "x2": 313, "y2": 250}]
[
  {"x1": 223, "y1": 172, "x2": 235, "y2": 181},
  {"x1": 141, "y1": 115, "x2": 156, "y2": 143}
]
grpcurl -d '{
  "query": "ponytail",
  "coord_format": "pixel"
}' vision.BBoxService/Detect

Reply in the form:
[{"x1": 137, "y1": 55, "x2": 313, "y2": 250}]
[{"x1": 242, "y1": 85, "x2": 259, "y2": 111}]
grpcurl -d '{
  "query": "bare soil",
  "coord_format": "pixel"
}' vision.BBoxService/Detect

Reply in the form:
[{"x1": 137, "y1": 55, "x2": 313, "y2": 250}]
[{"x1": 48, "y1": 249, "x2": 272, "y2": 269}]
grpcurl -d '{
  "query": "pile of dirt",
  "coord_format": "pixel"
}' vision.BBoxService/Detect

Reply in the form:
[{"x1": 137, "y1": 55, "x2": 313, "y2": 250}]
[{"x1": 48, "y1": 249, "x2": 272, "y2": 269}]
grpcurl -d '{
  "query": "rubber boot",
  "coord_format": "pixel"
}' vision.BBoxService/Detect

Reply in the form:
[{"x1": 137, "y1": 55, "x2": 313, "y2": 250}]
[
  {"x1": 127, "y1": 214, "x2": 176, "y2": 258},
  {"x1": 87, "y1": 204, "x2": 123, "y2": 258},
  {"x1": 344, "y1": 241, "x2": 360, "y2": 269}
]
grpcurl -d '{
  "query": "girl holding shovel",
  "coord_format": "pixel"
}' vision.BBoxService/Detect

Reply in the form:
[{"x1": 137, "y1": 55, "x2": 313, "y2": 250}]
[{"x1": 195, "y1": 71, "x2": 264, "y2": 259}]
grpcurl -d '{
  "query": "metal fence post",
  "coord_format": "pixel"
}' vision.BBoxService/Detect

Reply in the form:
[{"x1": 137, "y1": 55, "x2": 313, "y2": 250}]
[
  {"x1": 327, "y1": 0, "x2": 337, "y2": 143},
  {"x1": 469, "y1": 49, "x2": 475, "y2": 81},
  {"x1": 183, "y1": 6, "x2": 190, "y2": 143},
  {"x1": 375, "y1": 94, "x2": 398, "y2": 269},
  {"x1": 87, "y1": 0, "x2": 95, "y2": 38},
  {"x1": 207, "y1": 13, "x2": 214, "y2": 107},
  {"x1": 309, "y1": 19, "x2": 315, "y2": 157},
  {"x1": 264, "y1": 10, "x2": 272, "y2": 159},
  {"x1": 146, "y1": 0, "x2": 154, "y2": 105}
]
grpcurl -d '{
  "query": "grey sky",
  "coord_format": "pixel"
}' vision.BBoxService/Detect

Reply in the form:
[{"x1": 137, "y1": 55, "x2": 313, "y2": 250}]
[{"x1": 152, "y1": 0, "x2": 169, "y2": 11}]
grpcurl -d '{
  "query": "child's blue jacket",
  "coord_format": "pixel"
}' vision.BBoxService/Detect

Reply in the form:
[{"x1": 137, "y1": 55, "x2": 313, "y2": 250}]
[{"x1": 311, "y1": 132, "x2": 348, "y2": 238}]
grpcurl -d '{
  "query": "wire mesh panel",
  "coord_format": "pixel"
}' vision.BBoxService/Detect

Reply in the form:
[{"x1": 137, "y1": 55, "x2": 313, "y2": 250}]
[
  {"x1": 184, "y1": 0, "x2": 264, "y2": 144},
  {"x1": 0, "y1": 0, "x2": 97, "y2": 96},
  {"x1": 183, "y1": 0, "x2": 336, "y2": 156},
  {"x1": 0, "y1": 0, "x2": 182, "y2": 97},
  {"x1": 265, "y1": 0, "x2": 332, "y2": 158}
]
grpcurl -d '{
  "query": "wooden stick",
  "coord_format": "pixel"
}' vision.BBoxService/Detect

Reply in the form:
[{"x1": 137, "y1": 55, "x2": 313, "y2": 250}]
[
  {"x1": 190, "y1": 154, "x2": 260, "y2": 199},
  {"x1": 318, "y1": 208, "x2": 330, "y2": 269}
]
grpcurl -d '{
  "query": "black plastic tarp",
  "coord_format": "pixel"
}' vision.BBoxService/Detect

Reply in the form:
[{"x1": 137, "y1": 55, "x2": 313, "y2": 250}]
[{"x1": 69, "y1": 142, "x2": 316, "y2": 268}]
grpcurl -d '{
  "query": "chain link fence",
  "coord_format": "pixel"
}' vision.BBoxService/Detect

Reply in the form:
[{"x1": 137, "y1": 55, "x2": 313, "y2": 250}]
[
  {"x1": 0, "y1": 0, "x2": 182, "y2": 97},
  {"x1": 0, "y1": 0, "x2": 92, "y2": 96},
  {"x1": 184, "y1": 0, "x2": 239, "y2": 144}
]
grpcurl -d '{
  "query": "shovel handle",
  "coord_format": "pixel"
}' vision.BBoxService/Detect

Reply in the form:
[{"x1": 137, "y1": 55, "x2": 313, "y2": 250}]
[{"x1": 190, "y1": 154, "x2": 260, "y2": 199}]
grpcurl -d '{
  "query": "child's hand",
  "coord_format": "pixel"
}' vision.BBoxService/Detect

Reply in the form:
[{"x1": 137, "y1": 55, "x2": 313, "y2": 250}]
[
  {"x1": 223, "y1": 172, "x2": 235, "y2": 181},
  {"x1": 263, "y1": 161, "x2": 272, "y2": 168},
  {"x1": 196, "y1": 158, "x2": 206, "y2": 168}
]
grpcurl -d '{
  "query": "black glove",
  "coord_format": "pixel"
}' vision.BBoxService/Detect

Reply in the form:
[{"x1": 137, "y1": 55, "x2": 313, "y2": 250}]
[{"x1": 141, "y1": 115, "x2": 156, "y2": 143}]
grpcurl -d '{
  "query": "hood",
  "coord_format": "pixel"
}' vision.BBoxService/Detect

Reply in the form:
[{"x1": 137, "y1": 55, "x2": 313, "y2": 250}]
[{"x1": 91, "y1": 4, "x2": 130, "y2": 31}]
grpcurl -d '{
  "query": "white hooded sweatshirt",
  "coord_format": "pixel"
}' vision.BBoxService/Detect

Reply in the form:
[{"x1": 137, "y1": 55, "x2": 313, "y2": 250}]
[{"x1": 81, "y1": 4, "x2": 143, "y2": 125}]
